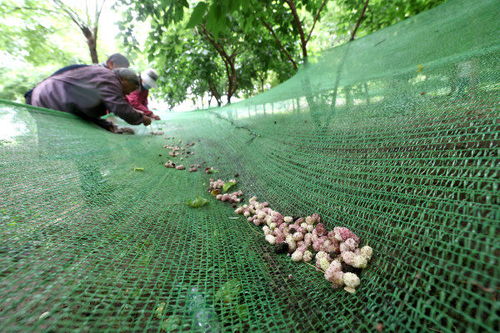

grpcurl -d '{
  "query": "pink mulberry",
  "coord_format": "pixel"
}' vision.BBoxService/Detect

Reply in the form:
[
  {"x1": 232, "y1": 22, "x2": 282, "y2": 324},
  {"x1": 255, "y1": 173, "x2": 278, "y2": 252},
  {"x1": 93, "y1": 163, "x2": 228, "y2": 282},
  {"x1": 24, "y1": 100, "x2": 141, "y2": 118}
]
[
  {"x1": 333, "y1": 227, "x2": 360, "y2": 243},
  {"x1": 315, "y1": 223, "x2": 327, "y2": 236}
]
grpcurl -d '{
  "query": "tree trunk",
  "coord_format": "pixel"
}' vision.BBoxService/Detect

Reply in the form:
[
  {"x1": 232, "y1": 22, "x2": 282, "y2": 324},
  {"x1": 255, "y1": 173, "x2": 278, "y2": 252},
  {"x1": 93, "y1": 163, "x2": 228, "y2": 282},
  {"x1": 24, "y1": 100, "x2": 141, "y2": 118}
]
[
  {"x1": 199, "y1": 25, "x2": 238, "y2": 106},
  {"x1": 226, "y1": 59, "x2": 237, "y2": 104},
  {"x1": 51, "y1": 0, "x2": 105, "y2": 64},
  {"x1": 82, "y1": 26, "x2": 99, "y2": 63},
  {"x1": 87, "y1": 36, "x2": 98, "y2": 63},
  {"x1": 344, "y1": 86, "x2": 352, "y2": 106},
  {"x1": 208, "y1": 78, "x2": 222, "y2": 106},
  {"x1": 364, "y1": 82, "x2": 370, "y2": 104},
  {"x1": 350, "y1": 0, "x2": 370, "y2": 41}
]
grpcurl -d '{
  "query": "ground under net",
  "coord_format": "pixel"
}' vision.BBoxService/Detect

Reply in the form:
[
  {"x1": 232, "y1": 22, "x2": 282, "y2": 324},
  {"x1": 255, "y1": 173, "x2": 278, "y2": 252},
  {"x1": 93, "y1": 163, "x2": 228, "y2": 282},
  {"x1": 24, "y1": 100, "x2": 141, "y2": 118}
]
[{"x1": 0, "y1": 0, "x2": 498, "y2": 331}]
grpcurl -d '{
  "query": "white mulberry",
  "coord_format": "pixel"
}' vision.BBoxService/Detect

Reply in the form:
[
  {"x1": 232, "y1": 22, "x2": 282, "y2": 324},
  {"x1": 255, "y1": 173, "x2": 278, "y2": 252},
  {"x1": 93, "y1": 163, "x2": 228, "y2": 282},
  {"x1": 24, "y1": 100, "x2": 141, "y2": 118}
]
[
  {"x1": 343, "y1": 272, "x2": 360, "y2": 293},
  {"x1": 341, "y1": 251, "x2": 356, "y2": 266},
  {"x1": 303, "y1": 250, "x2": 313, "y2": 262},
  {"x1": 291, "y1": 250, "x2": 304, "y2": 262},
  {"x1": 360, "y1": 245, "x2": 373, "y2": 260},
  {"x1": 318, "y1": 257, "x2": 331, "y2": 271},
  {"x1": 352, "y1": 255, "x2": 368, "y2": 268},
  {"x1": 265, "y1": 234, "x2": 276, "y2": 245},
  {"x1": 262, "y1": 226, "x2": 271, "y2": 235},
  {"x1": 315, "y1": 251, "x2": 328, "y2": 261}
]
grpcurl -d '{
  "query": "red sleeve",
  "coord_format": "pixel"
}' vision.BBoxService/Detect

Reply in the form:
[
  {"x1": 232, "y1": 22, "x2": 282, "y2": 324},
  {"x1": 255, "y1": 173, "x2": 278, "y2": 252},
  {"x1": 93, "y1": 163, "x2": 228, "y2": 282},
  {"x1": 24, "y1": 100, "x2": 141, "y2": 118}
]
[
  {"x1": 143, "y1": 90, "x2": 149, "y2": 108},
  {"x1": 126, "y1": 90, "x2": 153, "y2": 116}
]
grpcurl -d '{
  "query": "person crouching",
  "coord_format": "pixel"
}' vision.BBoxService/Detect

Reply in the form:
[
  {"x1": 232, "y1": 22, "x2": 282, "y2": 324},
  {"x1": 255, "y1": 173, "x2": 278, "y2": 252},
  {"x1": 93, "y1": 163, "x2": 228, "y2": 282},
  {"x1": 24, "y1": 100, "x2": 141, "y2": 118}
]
[{"x1": 31, "y1": 66, "x2": 151, "y2": 133}]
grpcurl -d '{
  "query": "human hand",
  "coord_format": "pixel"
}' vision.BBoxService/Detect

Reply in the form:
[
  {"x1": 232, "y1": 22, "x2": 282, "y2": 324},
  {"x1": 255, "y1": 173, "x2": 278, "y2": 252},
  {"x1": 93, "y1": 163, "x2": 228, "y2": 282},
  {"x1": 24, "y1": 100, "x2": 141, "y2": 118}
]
[
  {"x1": 153, "y1": 115, "x2": 161, "y2": 120},
  {"x1": 115, "y1": 127, "x2": 135, "y2": 134},
  {"x1": 143, "y1": 116, "x2": 152, "y2": 126}
]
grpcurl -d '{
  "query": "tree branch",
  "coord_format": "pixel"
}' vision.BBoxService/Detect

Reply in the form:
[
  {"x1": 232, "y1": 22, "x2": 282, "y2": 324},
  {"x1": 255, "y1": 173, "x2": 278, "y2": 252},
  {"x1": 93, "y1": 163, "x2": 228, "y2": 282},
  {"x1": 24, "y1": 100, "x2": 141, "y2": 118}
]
[
  {"x1": 198, "y1": 25, "x2": 238, "y2": 102},
  {"x1": 95, "y1": 0, "x2": 107, "y2": 25},
  {"x1": 305, "y1": 0, "x2": 328, "y2": 44},
  {"x1": 199, "y1": 26, "x2": 227, "y2": 60},
  {"x1": 260, "y1": 19, "x2": 298, "y2": 70},
  {"x1": 85, "y1": 1, "x2": 90, "y2": 27},
  {"x1": 52, "y1": 0, "x2": 86, "y2": 30},
  {"x1": 93, "y1": 0, "x2": 107, "y2": 54},
  {"x1": 93, "y1": 25, "x2": 99, "y2": 42},
  {"x1": 350, "y1": 0, "x2": 370, "y2": 41},
  {"x1": 284, "y1": 0, "x2": 308, "y2": 59}
]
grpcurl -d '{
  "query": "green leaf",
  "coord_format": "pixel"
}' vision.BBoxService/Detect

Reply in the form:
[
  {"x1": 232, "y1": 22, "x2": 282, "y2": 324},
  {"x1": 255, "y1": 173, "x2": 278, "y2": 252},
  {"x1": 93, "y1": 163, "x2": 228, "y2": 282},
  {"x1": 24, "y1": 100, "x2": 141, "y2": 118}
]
[
  {"x1": 206, "y1": 3, "x2": 222, "y2": 34},
  {"x1": 186, "y1": 2, "x2": 208, "y2": 28},
  {"x1": 155, "y1": 302, "x2": 166, "y2": 319},
  {"x1": 222, "y1": 181, "x2": 237, "y2": 193},
  {"x1": 161, "y1": 315, "x2": 181, "y2": 331},
  {"x1": 215, "y1": 279, "x2": 241, "y2": 304},
  {"x1": 235, "y1": 304, "x2": 249, "y2": 320},
  {"x1": 226, "y1": 0, "x2": 242, "y2": 12},
  {"x1": 186, "y1": 196, "x2": 209, "y2": 208}
]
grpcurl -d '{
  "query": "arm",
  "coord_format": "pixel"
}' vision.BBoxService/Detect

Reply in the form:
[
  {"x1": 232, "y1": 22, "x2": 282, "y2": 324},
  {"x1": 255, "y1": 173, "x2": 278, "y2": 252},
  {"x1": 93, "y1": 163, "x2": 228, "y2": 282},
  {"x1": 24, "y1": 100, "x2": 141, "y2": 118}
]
[{"x1": 99, "y1": 80, "x2": 145, "y2": 125}]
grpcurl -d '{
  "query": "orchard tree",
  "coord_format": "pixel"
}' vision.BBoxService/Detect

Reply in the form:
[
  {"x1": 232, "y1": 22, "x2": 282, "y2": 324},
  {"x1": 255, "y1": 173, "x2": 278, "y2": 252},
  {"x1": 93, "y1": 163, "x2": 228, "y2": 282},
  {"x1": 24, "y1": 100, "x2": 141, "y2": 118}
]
[
  {"x1": 187, "y1": 0, "x2": 330, "y2": 67},
  {"x1": 151, "y1": 26, "x2": 226, "y2": 107},
  {"x1": 119, "y1": 0, "x2": 296, "y2": 105},
  {"x1": 116, "y1": 0, "x2": 447, "y2": 106},
  {"x1": 51, "y1": 0, "x2": 107, "y2": 63}
]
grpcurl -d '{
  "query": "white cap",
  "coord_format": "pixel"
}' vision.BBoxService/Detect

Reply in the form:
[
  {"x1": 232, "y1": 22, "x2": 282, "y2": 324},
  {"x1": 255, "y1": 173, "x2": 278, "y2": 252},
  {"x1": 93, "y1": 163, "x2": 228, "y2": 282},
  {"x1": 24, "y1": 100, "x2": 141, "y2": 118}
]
[{"x1": 141, "y1": 69, "x2": 158, "y2": 89}]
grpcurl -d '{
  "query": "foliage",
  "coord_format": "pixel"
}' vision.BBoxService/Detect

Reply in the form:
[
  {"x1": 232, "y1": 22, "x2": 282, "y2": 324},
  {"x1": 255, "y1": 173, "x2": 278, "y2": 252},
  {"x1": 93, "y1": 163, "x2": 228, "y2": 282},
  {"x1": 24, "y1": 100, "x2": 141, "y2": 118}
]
[
  {"x1": 0, "y1": 0, "x2": 80, "y2": 101},
  {"x1": 0, "y1": 0, "x2": 134, "y2": 102},
  {"x1": 120, "y1": 2, "x2": 296, "y2": 107},
  {"x1": 334, "y1": 0, "x2": 448, "y2": 39},
  {"x1": 116, "y1": 0, "x2": 305, "y2": 106},
  {"x1": 0, "y1": 0, "x2": 74, "y2": 66},
  {"x1": 0, "y1": 0, "x2": 448, "y2": 105},
  {"x1": 0, "y1": 68, "x2": 43, "y2": 101},
  {"x1": 151, "y1": 24, "x2": 225, "y2": 107}
]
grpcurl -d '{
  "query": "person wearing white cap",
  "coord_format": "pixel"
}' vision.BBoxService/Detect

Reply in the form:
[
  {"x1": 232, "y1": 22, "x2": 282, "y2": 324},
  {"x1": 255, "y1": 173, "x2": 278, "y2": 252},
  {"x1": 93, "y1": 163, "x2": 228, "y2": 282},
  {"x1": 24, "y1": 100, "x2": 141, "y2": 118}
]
[{"x1": 126, "y1": 68, "x2": 161, "y2": 120}]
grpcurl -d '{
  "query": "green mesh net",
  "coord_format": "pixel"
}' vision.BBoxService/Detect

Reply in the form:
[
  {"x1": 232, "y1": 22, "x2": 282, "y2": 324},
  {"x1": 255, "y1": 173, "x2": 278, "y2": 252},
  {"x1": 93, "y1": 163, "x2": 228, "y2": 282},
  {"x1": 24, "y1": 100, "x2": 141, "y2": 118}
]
[{"x1": 1, "y1": 0, "x2": 498, "y2": 331}]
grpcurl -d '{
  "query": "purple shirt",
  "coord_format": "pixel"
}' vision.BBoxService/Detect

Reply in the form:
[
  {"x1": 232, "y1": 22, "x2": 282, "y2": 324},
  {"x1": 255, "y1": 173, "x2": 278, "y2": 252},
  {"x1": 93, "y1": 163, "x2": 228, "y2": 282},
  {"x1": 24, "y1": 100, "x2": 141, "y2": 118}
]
[{"x1": 31, "y1": 65, "x2": 144, "y2": 125}]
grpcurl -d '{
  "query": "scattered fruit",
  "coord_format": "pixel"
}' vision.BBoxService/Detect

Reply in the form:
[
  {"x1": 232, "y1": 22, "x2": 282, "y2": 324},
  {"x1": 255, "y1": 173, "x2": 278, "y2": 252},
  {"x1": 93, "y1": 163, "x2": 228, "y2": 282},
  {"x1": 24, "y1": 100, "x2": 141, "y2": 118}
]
[{"x1": 231, "y1": 196, "x2": 373, "y2": 292}]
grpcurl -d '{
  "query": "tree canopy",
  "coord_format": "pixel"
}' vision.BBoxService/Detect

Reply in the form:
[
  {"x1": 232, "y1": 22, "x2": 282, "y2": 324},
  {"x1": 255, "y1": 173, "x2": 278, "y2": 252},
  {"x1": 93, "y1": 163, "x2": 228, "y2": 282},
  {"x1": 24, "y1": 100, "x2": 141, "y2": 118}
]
[
  {"x1": 117, "y1": 0, "x2": 447, "y2": 108},
  {"x1": 0, "y1": 0, "x2": 447, "y2": 105},
  {"x1": 0, "y1": 0, "x2": 126, "y2": 101}
]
